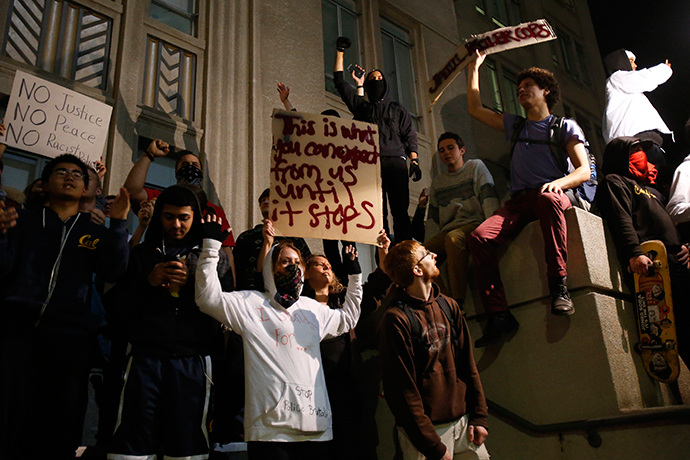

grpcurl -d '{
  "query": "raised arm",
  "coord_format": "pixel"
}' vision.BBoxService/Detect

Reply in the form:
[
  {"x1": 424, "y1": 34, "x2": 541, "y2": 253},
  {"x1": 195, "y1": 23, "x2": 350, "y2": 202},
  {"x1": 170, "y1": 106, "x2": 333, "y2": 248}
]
[
  {"x1": 320, "y1": 245, "x2": 362, "y2": 339},
  {"x1": 195, "y1": 216, "x2": 247, "y2": 331},
  {"x1": 124, "y1": 139, "x2": 170, "y2": 211},
  {"x1": 466, "y1": 50, "x2": 504, "y2": 132},
  {"x1": 277, "y1": 82, "x2": 294, "y2": 111},
  {"x1": 0, "y1": 121, "x2": 6, "y2": 161}
]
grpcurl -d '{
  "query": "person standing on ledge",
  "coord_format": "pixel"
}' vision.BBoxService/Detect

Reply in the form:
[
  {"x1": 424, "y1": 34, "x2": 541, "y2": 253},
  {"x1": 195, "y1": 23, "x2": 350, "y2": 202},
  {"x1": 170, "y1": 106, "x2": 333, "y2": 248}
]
[
  {"x1": 333, "y1": 36, "x2": 420, "y2": 244},
  {"x1": 603, "y1": 49, "x2": 673, "y2": 166}
]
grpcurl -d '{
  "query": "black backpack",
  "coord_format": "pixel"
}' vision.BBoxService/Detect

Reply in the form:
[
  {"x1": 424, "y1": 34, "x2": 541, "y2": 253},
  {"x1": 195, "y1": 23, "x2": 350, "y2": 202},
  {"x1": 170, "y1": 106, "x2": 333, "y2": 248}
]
[
  {"x1": 510, "y1": 115, "x2": 598, "y2": 207},
  {"x1": 392, "y1": 296, "x2": 459, "y2": 376}
]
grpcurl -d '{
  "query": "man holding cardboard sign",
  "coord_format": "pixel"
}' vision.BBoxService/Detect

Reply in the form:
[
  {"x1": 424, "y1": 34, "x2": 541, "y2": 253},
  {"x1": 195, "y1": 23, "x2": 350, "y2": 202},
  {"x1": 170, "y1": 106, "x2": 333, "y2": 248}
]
[{"x1": 466, "y1": 51, "x2": 590, "y2": 347}]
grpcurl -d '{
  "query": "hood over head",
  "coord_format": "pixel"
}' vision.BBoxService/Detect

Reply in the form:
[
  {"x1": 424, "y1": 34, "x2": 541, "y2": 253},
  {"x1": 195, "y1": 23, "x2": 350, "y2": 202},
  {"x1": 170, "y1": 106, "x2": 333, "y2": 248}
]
[
  {"x1": 602, "y1": 137, "x2": 655, "y2": 179},
  {"x1": 364, "y1": 69, "x2": 389, "y2": 103},
  {"x1": 262, "y1": 242, "x2": 305, "y2": 304},
  {"x1": 603, "y1": 49, "x2": 634, "y2": 77},
  {"x1": 145, "y1": 184, "x2": 203, "y2": 248}
]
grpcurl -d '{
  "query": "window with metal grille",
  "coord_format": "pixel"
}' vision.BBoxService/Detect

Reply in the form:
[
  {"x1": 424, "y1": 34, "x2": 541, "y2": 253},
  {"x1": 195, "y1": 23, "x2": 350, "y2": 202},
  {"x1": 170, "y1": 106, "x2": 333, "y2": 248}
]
[
  {"x1": 149, "y1": 0, "x2": 197, "y2": 36},
  {"x1": 322, "y1": 0, "x2": 360, "y2": 95},
  {"x1": 380, "y1": 18, "x2": 420, "y2": 132},
  {"x1": 3, "y1": 0, "x2": 112, "y2": 90},
  {"x1": 142, "y1": 36, "x2": 197, "y2": 121}
]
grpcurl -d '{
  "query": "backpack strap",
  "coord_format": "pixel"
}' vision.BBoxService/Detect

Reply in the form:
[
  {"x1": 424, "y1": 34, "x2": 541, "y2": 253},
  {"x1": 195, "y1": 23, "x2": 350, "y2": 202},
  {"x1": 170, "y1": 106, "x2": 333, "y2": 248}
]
[
  {"x1": 394, "y1": 301, "x2": 426, "y2": 351},
  {"x1": 509, "y1": 116, "x2": 528, "y2": 162}
]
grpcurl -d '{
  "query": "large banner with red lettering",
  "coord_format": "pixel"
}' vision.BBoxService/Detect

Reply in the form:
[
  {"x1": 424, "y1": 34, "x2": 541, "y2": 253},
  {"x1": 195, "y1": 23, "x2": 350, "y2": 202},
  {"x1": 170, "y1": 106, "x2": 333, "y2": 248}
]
[
  {"x1": 4, "y1": 70, "x2": 113, "y2": 167},
  {"x1": 270, "y1": 109, "x2": 382, "y2": 245},
  {"x1": 427, "y1": 19, "x2": 557, "y2": 106}
]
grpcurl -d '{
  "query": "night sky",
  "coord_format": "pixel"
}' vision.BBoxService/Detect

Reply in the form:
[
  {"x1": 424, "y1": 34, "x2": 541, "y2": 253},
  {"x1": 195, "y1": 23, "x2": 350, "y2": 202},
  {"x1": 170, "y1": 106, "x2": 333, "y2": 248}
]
[{"x1": 587, "y1": 0, "x2": 690, "y2": 165}]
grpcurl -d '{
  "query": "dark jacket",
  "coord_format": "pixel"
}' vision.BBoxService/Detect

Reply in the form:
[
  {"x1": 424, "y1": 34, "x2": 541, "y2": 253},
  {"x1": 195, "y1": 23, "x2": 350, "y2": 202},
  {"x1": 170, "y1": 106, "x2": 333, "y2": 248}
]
[
  {"x1": 378, "y1": 284, "x2": 488, "y2": 460},
  {"x1": 333, "y1": 70, "x2": 418, "y2": 158},
  {"x1": 0, "y1": 207, "x2": 129, "y2": 335},
  {"x1": 105, "y1": 188, "x2": 233, "y2": 357},
  {"x1": 597, "y1": 136, "x2": 681, "y2": 261},
  {"x1": 106, "y1": 241, "x2": 232, "y2": 357}
]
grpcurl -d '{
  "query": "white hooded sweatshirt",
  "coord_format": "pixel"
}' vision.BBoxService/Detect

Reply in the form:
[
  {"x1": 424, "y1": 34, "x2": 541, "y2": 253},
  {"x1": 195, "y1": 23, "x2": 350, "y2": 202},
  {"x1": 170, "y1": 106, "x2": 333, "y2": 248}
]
[
  {"x1": 195, "y1": 239, "x2": 362, "y2": 442},
  {"x1": 604, "y1": 63, "x2": 673, "y2": 144}
]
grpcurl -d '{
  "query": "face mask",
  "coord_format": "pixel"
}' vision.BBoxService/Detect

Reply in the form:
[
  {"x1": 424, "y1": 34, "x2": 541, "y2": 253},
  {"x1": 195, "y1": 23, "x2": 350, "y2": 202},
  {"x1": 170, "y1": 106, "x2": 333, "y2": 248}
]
[
  {"x1": 365, "y1": 79, "x2": 386, "y2": 102},
  {"x1": 176, "y1": 164, "x2": 203, "y2": 187},
  {"x1": 274, "y1": 263, "x2": 303, "y2": 307}
]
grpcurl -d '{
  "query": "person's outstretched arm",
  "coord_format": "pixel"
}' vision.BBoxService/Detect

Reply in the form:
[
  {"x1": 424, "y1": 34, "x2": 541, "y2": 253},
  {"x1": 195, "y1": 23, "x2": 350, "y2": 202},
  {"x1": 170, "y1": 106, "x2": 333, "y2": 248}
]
[
  {"x1": 467, "y1": 51, "x2": 504, "y2": 132},
  {"x1": 123, "y1": 139, "x2": 170, "y2": 211},
  {"x1": 277, "y1": 82, "x2": 294, "y2": 111}
]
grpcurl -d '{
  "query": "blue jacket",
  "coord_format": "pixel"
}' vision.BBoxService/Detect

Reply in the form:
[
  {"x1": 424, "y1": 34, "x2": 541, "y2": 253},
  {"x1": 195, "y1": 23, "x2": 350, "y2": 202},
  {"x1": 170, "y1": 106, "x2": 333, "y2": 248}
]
[{"x1": 0, "y1": 207, "x2": 129, "y2": 335}]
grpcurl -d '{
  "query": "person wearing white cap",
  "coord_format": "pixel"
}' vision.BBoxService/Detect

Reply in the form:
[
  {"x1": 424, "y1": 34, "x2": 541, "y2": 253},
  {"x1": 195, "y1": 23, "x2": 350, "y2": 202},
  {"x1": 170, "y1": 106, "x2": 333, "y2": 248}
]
[{"x1": 602, "y1": 49, "x2": 673, "y2": 166}]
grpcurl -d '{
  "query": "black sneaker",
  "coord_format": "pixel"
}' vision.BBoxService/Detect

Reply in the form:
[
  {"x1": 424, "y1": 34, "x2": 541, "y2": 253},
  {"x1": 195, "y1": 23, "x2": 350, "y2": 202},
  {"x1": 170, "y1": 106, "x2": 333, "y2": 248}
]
[
  {"x1": 549, "y1": 276, "x2": 574, "y2": 316},
  {"x1": 474, "y1": 311, "x2": 519, "y2": 348}
]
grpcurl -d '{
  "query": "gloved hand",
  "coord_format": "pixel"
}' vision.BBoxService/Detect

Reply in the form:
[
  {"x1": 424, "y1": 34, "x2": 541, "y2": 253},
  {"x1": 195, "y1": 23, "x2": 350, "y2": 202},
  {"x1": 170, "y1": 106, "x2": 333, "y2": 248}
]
[
  {"x1": 342, "y1": 245, "x2": 361, "y2": 275},
  {"x1": 336, "y1": 36, "x2": 352, "y2": 52},
  {"x1": 201, "y1": 215, "x2": 230, "y2": 242},
  {"x1": 409, "y1": 158, "x2": 422, "y2": 182}
]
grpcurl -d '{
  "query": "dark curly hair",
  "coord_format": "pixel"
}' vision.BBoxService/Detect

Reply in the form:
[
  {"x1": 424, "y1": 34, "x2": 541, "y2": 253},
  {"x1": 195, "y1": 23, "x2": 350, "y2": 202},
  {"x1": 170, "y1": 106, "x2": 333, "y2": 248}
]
[{"x1": 516, "y1": 67, "x2": 561, "y2": 111}]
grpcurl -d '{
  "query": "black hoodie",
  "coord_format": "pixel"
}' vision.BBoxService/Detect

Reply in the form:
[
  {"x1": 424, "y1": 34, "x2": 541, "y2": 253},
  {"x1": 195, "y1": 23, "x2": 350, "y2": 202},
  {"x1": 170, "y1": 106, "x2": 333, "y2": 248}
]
[
  {"x1": 0, "y1": 207, "x2": 129, "y2": 335},
  {"x1": 597, "y1": 137, "x2": 681, "y2": 263},
  {"x1": 105, "y1": 186, "x2": 233, "y2": 357},
  {"x1": 334, "y1": 69, "x2": 418, "y2": 158}
]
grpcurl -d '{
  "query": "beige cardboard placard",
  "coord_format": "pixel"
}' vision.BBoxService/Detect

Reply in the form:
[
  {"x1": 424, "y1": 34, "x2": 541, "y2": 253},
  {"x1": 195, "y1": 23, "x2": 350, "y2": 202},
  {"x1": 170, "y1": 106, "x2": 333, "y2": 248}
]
[
  {"x1": 4, "y1": 70, "x2": 113, "y2": 167},
  {"x1": 427, "y1": 19, "x2": 557, "y2": 106},
  {"x1": 270, "y1": 109, "x2": 382, "y2": 245}
]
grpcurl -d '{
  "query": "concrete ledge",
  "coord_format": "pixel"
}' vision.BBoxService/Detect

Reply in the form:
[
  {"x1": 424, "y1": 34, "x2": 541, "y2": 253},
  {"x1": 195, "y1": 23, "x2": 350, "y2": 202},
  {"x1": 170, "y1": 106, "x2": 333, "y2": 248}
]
[
  {"x1": 464, "y1": 207, "x2": 629, "y2": 318},
  {"x1": 469, "y1": 290, "x2": 683, "y2": 424}
]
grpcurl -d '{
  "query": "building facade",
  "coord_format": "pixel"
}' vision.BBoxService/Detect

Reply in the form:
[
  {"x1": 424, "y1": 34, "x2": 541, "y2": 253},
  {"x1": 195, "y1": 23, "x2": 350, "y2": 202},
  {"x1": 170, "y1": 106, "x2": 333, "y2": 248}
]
[{"x1": 0, "y1": 0, "x2": 608, "y2": 231}]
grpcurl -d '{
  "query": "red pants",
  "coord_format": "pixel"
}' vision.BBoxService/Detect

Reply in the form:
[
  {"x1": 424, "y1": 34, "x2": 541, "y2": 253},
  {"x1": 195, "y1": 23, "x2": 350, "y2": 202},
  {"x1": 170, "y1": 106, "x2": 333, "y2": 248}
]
[{"x1": 469, "y1": 190, "x2": 571, "y2": 313}]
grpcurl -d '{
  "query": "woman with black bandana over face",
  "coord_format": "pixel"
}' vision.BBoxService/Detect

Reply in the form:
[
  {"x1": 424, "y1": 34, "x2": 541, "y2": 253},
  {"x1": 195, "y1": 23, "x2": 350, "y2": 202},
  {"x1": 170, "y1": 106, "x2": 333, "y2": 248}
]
[
  {"x1": 333, "y1": 36, "x2": 420, "y2": 244},
  {"x1": 195, "y1": 215, "x2": 362, "y2": 460}
]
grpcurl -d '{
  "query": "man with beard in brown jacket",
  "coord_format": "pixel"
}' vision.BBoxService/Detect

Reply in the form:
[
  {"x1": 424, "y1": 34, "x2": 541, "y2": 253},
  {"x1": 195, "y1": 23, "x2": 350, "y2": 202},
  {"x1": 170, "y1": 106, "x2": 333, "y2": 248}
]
[{"x1": 379, "y1": 240, "x2": 489, "y2": 460}]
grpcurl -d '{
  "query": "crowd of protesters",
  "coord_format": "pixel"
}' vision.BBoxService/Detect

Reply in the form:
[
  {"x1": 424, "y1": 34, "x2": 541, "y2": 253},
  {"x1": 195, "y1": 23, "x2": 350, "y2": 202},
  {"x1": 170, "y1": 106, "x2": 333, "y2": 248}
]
[{"x1": 0, "y1": 37, "x2": 689, "y2": 460}]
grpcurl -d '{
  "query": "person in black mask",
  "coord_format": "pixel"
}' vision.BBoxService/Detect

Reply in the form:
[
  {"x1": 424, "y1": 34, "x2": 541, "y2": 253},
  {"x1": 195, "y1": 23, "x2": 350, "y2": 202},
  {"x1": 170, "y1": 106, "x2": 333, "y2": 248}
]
[{"x1": 333, "y1": 36, "x2": 420, "y2": 244}]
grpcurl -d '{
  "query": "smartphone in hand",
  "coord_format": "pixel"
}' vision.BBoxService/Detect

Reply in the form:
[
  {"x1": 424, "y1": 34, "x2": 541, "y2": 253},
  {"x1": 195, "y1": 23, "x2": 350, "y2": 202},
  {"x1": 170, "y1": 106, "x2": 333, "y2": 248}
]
[{"x1": 347, "y1": 64, "x2": 365, "y2": 79}]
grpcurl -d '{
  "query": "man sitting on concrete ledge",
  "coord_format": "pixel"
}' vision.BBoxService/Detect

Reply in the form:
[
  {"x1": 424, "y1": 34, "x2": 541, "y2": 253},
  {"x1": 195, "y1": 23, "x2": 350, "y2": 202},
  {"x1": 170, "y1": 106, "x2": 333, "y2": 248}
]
[
  {"x1": 465, "y1": 50, "x2": 590, "y2": 348},
  {"x1": 597, "y1": 136, "x2": 690, "y2": 365}
]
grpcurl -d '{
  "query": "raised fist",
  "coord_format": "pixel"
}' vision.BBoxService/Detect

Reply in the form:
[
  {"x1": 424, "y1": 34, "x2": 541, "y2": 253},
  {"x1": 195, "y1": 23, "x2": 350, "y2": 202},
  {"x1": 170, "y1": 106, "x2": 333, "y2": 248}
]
[{"x1": 336, "y1": 36, "x2": 351, "y2": 52}]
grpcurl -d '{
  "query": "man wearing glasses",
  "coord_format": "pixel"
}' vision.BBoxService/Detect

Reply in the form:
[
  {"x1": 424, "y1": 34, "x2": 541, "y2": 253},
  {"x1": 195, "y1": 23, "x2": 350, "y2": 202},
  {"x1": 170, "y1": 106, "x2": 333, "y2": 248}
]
[
  {"x1": 378, "y1": 240, "x2": 489, "y2": 460},
  {"x1": 0, "y1": 154, "x2": 130, "y2": 459}
]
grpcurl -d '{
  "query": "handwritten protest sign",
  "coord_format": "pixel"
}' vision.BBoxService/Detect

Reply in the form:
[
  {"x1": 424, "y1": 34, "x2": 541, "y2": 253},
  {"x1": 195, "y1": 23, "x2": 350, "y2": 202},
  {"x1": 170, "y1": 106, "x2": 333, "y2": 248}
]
[
  {"x1": 270, "y1": 109, "x2": 382, "y2": 245},
  {"x1": 427, "y1": 19, "x2": 557, "y2": 106},
  {"x1": 4, "y1": 70, "x2": 113, "y2": 166}
]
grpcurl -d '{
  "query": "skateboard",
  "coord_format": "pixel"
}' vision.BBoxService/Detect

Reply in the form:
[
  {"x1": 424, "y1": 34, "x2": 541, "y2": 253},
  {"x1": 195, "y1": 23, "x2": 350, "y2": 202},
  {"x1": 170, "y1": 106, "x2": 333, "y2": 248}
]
[{"x1": 632, "y1": 240, "x2": 679, "y2": 383}]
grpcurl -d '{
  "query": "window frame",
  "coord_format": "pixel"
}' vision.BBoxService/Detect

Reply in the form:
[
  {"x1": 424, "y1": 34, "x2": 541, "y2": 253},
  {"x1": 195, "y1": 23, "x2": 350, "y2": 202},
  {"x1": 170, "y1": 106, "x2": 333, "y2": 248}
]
[
  {"x1": 379, "y1": 17, "x2": 421, "y2": 131},
  {"x1": 149, "y1": 0, "x2": 199, "y2": 37}
]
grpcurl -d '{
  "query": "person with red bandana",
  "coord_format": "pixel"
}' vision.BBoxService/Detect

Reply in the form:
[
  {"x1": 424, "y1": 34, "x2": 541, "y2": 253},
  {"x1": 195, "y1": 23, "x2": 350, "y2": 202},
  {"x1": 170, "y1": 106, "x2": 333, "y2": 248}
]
[{"x1": 597, "y1": 136, "x2": 690, "y2": 365}]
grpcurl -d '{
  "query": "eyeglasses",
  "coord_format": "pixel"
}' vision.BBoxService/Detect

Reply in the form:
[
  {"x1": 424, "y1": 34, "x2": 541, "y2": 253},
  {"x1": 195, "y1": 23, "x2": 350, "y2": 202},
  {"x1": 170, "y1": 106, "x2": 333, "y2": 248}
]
[
  {"x1": 416, "y1": 249, "x2": 432, "y2": 266},
  {"x1": 51, "y1": 168, "x2": 85, "y2": 180}
]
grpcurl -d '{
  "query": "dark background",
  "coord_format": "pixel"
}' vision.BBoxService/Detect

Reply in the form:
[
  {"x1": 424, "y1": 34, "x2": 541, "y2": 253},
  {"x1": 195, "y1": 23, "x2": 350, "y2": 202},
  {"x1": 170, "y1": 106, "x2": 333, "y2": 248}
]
[{"x1": 587, "y1": 0, "x2": 690, "y2": 165}]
